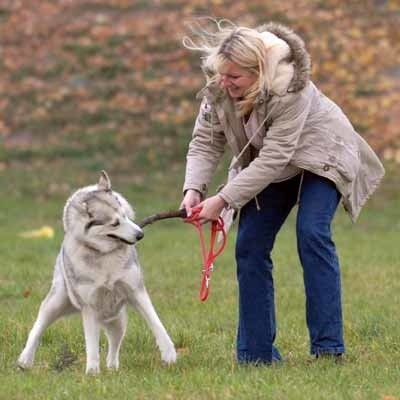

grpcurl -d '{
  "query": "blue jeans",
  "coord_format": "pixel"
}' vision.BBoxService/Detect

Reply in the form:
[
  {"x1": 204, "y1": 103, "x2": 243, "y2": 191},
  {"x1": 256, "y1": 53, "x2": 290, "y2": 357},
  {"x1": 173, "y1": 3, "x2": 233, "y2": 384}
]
[{"x1": 236, "y1": 171, "x2": 345, "y2": 364}]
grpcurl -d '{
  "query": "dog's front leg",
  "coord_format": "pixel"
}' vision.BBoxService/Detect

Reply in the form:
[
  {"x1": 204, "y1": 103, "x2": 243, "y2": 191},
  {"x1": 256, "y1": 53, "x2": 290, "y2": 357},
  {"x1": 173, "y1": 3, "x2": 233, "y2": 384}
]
[
  {"x1": 130, "y1": 287, "x2": 177, "y2": 365},
  {"x1": 81, "y1": 307, "x2": 101, "y2": 374}
]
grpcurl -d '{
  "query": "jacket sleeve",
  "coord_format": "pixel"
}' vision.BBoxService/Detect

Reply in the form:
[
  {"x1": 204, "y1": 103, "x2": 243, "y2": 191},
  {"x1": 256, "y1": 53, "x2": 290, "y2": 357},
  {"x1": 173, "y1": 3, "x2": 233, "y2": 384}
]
[
  {"x1": 183, "y1": 97, "x2": 227, "y2": 198},
  {"x1": 219, "y1": 89, "x2": 312, "y2": 209}
]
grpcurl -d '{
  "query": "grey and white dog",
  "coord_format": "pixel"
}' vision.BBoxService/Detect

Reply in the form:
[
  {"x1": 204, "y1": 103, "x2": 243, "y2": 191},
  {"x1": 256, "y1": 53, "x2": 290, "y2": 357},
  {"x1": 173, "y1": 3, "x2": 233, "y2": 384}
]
[{"x1": 18, "y1": 171, "x2": 176, "y2": 374}]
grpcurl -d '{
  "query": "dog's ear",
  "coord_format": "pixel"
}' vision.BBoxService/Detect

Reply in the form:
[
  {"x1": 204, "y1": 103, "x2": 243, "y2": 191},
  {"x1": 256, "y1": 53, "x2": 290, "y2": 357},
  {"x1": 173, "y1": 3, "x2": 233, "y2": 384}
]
[{"x1": 98, "y1": 170, "x2": 112, "y2": 191}]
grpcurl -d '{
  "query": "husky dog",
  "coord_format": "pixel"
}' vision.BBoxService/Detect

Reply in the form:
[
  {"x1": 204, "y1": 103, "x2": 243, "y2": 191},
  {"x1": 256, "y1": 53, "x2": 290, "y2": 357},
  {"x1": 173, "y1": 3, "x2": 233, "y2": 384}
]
[{"x1": 18, "y1": 171, "x2": 177, "y2": 374}]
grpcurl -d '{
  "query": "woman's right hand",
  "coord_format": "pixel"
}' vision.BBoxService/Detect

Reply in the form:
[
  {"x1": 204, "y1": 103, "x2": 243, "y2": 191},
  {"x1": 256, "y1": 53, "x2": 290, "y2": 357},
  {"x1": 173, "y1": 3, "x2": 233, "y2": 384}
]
[{"x1": 180, "y1": 189, "x2": 202, "y2": 217}]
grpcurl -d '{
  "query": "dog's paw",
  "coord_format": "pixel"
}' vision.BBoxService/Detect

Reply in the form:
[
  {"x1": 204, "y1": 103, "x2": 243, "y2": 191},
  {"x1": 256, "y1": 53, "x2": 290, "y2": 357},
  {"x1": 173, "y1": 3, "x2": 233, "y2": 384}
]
[
  {"x1": 85, "y1": 364, "x2": 100, "y2": 375},
  {"x1": 17, "y1": 354, "x2": 34, "y2": 370},
  {"x1": 161, "y1": 346, "x2": 177, "y2": 365},
  {"x1": 106, "y1": 358, "x2": 119, "y2": 370}
]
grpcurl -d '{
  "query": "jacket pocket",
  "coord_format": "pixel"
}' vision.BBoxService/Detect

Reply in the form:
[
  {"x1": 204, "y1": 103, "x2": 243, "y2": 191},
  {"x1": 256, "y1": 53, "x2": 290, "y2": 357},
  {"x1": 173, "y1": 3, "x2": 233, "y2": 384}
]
[{"x1": 326, "y1": 131, "x2": 360, "y2": 182}]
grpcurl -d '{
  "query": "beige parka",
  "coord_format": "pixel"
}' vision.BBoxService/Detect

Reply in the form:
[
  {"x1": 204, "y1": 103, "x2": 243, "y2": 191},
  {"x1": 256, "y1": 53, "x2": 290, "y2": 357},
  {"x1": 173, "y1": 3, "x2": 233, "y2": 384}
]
[{"x1": 183, "y1": 23, "x2": 385, "y2": 222}]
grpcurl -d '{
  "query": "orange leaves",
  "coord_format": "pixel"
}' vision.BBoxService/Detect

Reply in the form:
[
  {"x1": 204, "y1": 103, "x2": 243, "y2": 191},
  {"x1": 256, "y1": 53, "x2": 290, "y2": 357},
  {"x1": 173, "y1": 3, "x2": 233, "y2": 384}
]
[
  {"x1": 0, "y1": 120, "x2": 10, "y2": 136},
  {"x1": 90, "y1": 25, "x2": 115, "y2": 41},
  {"x1": 151, "y1": 99, "x2": 195, "y2": 125},
  {"x1": 0, "y1": 0, "x2": 398, "y2": 159},
  {"x1": 110, "y1": 93, "x2": 148, "y2": 113},
  {"x1": 20, "y1": 77, "x2": 46, "y2": 91}
]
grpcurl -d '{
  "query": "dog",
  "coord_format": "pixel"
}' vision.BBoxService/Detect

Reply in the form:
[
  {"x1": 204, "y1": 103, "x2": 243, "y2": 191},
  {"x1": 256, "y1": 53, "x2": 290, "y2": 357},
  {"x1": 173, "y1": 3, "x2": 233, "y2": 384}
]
[{"x1": 18, "y1": 171, "x2": 177, "y2": 374}]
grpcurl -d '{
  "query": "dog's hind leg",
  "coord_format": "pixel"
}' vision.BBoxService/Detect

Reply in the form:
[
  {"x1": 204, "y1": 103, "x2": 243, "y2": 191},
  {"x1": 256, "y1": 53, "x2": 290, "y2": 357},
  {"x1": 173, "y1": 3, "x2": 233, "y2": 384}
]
[
  {"x1": 129, "y1": 287, "x2": 177, "y2": 365},
  {"x1": 103, "y1": 309, "x2": 128, "y2": 370},
  {"x1": 82, "y1": 307, "x2": 101, "y2": 374},
  {"x1": 18, "y1": 277, "x2": 76, "y2": 370}
]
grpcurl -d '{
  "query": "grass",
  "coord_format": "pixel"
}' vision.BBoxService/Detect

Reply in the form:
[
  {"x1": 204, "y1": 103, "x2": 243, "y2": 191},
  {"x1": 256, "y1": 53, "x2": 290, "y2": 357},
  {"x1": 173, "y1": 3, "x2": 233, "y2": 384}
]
[
  {"x1": 0, "y1": 161, "x2": 399, "y2": 400},
  {"x1": 1, "y1": 1, "x2": 399, "y2": 396}
]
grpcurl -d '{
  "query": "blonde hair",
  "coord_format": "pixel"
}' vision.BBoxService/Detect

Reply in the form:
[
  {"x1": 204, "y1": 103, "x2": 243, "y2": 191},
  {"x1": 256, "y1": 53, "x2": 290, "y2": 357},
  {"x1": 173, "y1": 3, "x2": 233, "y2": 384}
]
[{"x1": 183, "y1": 19, "x2": 271, "y2": 116}]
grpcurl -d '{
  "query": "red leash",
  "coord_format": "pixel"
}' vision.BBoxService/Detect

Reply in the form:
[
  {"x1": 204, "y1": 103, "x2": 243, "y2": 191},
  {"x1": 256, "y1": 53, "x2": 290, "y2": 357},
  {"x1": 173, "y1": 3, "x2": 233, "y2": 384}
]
[{"x1": 184, "y1": 207, "x2": 227, "y2": 301}]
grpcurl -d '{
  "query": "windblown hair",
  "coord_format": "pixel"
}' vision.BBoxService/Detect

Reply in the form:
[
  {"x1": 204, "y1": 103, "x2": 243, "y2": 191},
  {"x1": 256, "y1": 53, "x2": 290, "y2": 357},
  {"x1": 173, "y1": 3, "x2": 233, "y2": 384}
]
[{"x1": 183, "y1": 19, "x2": 273, "y2": 116}]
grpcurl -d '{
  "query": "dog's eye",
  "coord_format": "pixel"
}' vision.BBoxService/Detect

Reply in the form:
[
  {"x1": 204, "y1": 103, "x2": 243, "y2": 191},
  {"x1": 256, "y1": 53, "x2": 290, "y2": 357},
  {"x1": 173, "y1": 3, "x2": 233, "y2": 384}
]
[
  {"x1": 85, "y1": 219, "x2": 102, "y2": 231},
  {"x1": 111, "y1": 219, "x2": 120, "y2": 227}
]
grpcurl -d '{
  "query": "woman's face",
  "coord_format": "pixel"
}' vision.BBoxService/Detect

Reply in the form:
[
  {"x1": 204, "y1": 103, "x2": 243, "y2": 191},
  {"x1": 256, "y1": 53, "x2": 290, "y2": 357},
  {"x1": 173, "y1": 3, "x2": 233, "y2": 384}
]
[{"x1": 218, "y1": 61, "x2": 257, "y2": 99}]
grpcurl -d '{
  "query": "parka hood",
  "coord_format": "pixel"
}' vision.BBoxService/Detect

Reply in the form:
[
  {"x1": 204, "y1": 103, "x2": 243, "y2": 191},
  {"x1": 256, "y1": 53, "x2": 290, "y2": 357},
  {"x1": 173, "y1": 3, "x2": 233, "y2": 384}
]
[{"x1": 257, "y1": 22, "x2": 311, "y2": 93}]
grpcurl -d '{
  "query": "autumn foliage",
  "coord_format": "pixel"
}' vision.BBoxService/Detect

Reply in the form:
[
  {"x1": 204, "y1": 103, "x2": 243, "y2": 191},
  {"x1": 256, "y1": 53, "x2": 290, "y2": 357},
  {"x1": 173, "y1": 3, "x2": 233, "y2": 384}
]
[{"x1": 0, "y1": 0, "x2": 399, "y2": 164}]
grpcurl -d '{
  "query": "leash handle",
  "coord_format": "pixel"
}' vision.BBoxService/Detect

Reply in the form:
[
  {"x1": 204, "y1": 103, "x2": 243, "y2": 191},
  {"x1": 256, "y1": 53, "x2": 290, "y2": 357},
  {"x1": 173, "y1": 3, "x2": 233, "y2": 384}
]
[{"x1": 185, "y1": 207, "x2": 227, "y2": 301}]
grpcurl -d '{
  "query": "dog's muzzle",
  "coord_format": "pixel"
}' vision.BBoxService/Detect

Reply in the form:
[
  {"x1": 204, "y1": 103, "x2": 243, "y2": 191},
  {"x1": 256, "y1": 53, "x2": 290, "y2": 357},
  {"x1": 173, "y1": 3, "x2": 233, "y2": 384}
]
[
  {"x1": 107, "y1": 231, "x2": 144, "y2": 244},
  {"x1": 136, "y1": 231, "x2": 144, "y2": 241}
]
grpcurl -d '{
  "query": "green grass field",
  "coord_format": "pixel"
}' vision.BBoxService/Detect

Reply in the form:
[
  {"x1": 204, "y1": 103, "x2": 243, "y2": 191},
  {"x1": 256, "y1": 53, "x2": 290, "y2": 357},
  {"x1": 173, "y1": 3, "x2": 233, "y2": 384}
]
[
  {"x1": 1, "y1": 1, "x2": 399, "y2": 398},
  {"x1": 0, "y1": 162, "x2": 399, "y2": 400}
]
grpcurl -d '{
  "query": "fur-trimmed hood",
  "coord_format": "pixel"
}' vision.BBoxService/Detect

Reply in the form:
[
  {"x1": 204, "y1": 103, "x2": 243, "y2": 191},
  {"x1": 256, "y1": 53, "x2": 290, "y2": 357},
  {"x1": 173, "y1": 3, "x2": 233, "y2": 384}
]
[{"x1": 257, "y1": 22, "x2": 311, "y2": 93}]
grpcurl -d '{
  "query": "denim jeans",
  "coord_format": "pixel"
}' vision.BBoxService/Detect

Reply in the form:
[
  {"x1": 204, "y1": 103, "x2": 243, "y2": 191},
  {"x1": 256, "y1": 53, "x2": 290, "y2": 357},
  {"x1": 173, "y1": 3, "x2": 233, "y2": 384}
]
[{"x1": 236, "y1": 171, "x2": 345, "y2": 364}]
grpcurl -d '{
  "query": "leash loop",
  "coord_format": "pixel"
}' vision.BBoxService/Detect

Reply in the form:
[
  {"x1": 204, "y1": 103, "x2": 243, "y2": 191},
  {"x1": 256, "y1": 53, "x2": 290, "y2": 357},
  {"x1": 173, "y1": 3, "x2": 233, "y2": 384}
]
[{"x1": 184, "y1": 207, "x2": 227, "y2": 301}]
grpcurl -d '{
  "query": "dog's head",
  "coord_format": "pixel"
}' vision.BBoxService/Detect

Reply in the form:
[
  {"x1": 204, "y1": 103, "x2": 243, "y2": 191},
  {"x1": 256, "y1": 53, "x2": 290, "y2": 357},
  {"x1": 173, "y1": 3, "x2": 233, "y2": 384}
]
[{"x1": 63, "y1": 171, "x2": 144, "y2": 252}]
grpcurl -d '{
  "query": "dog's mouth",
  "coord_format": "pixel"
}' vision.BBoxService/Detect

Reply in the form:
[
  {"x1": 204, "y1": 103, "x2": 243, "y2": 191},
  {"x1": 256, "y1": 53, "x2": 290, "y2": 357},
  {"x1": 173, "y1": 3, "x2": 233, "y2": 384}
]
[{"x1": 107, "y1": 234, "x2": 135, "y2": 245}]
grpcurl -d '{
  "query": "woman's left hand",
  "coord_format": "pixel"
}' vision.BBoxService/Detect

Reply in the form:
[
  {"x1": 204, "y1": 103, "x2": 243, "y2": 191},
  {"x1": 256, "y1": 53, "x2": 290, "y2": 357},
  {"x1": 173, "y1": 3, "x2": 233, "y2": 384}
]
[{"x1": 196, "y1": 194, "x2": 228, "y2": 223}]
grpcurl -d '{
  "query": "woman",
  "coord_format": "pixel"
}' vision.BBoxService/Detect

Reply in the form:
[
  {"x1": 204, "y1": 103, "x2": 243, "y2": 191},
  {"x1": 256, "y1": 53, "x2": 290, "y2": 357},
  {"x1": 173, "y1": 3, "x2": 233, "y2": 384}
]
[{"x1": 180, "y1": 20, "x2": 385, "y2": 364}]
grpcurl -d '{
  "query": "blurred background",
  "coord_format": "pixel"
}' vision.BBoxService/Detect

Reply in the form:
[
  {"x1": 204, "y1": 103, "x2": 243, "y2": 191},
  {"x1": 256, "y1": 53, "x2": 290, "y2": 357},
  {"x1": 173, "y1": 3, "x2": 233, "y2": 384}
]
[
  {"x1": 0, "y1": 0, "x2": 399, "y2": 208},
  {"x1": 1, "y1": 3, "x2": 399, "y2": 396}
]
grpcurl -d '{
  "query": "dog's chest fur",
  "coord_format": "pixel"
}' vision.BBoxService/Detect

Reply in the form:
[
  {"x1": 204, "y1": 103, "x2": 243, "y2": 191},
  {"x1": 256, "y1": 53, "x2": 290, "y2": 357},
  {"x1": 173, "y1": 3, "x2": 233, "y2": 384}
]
[{"x1": 59, "y1": 243, "x2": 142, "y2": 320}]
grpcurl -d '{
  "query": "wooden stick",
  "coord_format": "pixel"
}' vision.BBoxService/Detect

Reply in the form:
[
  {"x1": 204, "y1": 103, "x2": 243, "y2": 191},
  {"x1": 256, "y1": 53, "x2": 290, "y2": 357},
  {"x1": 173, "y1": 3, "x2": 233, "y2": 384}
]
[{"x1": 138, "y1": 209, "x2": 187, "y2": 228}]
